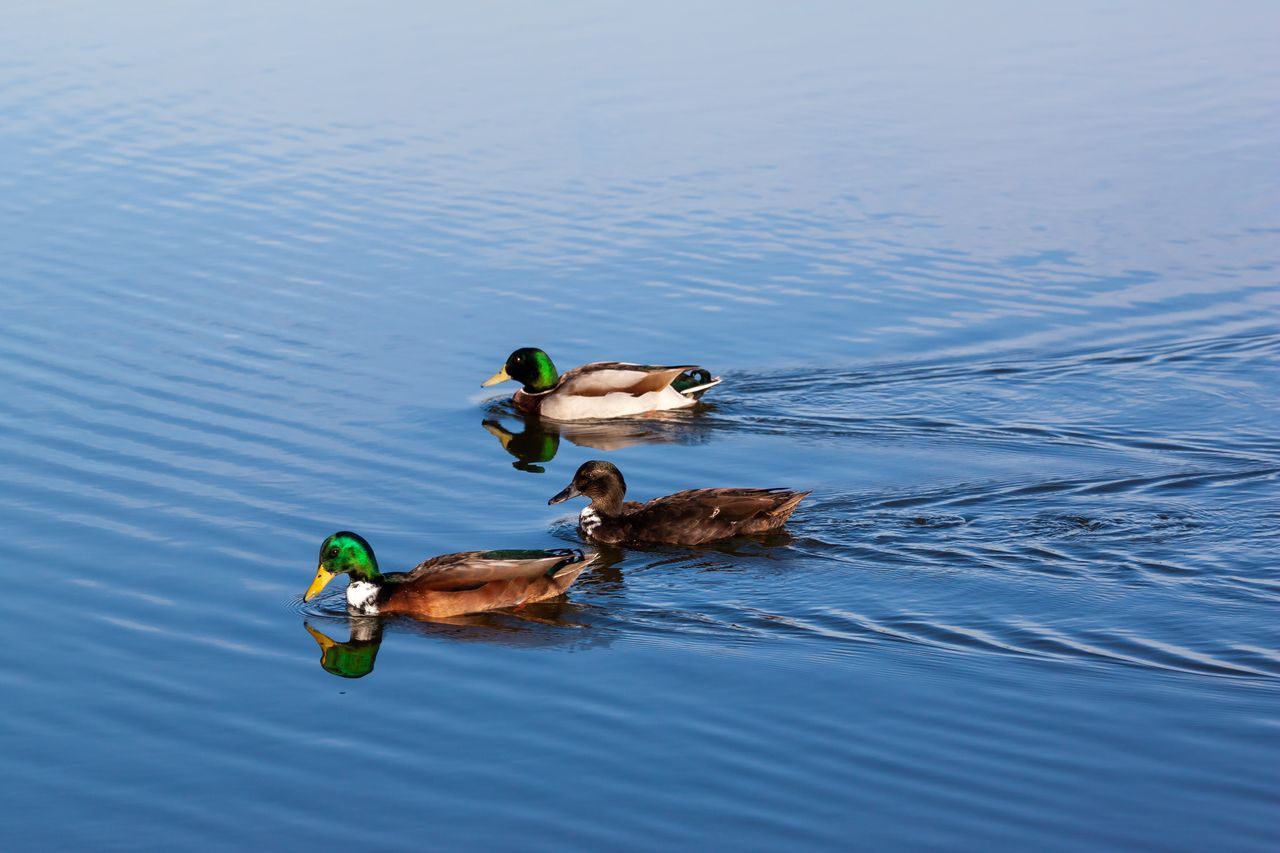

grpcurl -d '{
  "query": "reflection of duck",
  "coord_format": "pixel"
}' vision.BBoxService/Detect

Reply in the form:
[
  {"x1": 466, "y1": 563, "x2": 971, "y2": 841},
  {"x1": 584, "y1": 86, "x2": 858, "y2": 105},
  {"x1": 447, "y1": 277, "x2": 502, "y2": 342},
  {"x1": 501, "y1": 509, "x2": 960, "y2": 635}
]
[
  {"x1": 303, "y1": 593, "x2": 621, "y2": 678},
  {"x1": 549, "y1": 460, "x2": 809, "y2": 546},
  {"x1": 482, "y1": 419, "x2": 560, "y2": 472},
  {"x1": 481, "y1": 347, "x2": 720, "y2": 420},
  {"x1": 305, "y1": 619, "x2": 383, "y2": 679},
  {"x1": 481, "y1": 408, "x2": 717, "y2": 472},
  {"x1": 303, "y1": 532, "x2": 597, "y2": 618}
]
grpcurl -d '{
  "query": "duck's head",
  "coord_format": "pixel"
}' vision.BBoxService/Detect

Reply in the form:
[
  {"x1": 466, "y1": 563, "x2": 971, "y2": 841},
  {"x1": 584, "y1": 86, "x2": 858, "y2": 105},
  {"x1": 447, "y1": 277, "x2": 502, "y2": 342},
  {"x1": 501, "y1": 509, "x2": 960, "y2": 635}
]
[
  {"x1": 549, "y1": 460, "x2": 627, "y2": 511},
  {"x1": 482, "y1": 348, "x2": 559, "y2": 393},
  {"x1": 304, "y1": 531, "x2": 382, "y2": 602}
]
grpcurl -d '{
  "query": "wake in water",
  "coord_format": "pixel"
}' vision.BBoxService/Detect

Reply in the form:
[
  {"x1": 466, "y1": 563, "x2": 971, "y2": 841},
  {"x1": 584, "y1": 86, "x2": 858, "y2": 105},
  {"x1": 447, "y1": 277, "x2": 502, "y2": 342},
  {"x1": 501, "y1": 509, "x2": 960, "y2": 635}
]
[
  {"x1": 507, "y1": 331, "x2": 1280, "y2": 682},
  {"x1": 716, "y1": 331, "x2": 1280, "y2": 466}
]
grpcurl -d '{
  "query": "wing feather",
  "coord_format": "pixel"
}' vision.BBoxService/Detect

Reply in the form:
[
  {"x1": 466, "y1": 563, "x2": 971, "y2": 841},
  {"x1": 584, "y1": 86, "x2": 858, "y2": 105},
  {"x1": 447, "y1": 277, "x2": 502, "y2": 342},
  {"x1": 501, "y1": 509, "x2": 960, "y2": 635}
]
[
  {"x1": 618, "y1": 489, "x2": 810, "y2": 543},
  {"x1": 645, "y1": 488, "x2": 803, "y2": 522},
  {"x1": 390, "y1": 549, "x2": 594, "y2": 592},
  {"x1": 556, "y1": 363, "x2": 698, "y2": 397}
]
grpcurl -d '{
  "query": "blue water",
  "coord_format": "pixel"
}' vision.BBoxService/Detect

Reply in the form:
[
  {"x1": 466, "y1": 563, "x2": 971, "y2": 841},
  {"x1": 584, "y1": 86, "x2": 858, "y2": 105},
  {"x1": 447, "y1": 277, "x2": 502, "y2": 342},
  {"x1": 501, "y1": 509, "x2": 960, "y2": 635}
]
[{"x1": 2, "y1": 3, "x2": 1278, "y2": 850}]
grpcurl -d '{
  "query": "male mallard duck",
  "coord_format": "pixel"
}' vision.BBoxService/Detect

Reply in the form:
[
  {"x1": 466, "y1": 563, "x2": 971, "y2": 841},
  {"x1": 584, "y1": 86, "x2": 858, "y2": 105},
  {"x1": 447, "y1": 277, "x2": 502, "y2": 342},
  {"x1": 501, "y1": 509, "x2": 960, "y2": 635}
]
[
  {"x1": 303, "y1": 532, "x2": 596, "y2": 618},
  {"x1": 481, "y1": 347, "x2": 720, "y2": 421},
  {"x1": 548, "y1": 460, "x2": 809, "y2": 545}
]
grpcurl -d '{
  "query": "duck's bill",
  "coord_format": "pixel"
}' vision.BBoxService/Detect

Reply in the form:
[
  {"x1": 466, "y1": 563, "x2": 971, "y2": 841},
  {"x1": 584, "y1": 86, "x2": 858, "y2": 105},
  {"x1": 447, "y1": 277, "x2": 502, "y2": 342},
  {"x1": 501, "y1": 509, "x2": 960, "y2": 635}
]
[
  {"x1": 548, "y1": 483, "x2": 580, "y2": 505},
  {"x1": 481, "y1": 367, "x2": 511, "y2": 387},
  {"x1": 303, "y1": 565, "x2": 337, "y2": 601}
]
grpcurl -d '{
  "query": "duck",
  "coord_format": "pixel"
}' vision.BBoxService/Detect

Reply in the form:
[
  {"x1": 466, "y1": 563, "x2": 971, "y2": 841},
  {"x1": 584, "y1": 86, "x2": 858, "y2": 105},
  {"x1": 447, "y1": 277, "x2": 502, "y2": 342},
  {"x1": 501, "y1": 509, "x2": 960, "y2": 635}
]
[
  {"x1": 303, "y1": 532, "x2": 596, "y2": 618},
  {"x1": 481, "y1": 347, "x2": 720, "y2": 421},
  {"x1": 548, "y1": 460, "x2": 809, "y2": 545}
]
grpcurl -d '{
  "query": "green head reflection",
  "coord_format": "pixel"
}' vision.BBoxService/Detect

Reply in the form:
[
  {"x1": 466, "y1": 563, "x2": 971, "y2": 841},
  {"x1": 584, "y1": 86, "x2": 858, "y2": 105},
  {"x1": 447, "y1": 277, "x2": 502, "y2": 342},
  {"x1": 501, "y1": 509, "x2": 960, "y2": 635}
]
[
  {"x1": 483, "y1": 418, "x2": 560, "y2": 472},
  {"x1": 305, "y1": 620, "x2": 383, "y2": 679}
]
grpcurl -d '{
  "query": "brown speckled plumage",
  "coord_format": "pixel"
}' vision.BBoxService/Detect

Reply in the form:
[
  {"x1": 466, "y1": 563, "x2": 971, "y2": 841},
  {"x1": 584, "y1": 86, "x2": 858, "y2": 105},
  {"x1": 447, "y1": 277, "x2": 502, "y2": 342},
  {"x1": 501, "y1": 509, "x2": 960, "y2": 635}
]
[{"x1": 550, "y1": 460, "x2": 809, "y2": 546}]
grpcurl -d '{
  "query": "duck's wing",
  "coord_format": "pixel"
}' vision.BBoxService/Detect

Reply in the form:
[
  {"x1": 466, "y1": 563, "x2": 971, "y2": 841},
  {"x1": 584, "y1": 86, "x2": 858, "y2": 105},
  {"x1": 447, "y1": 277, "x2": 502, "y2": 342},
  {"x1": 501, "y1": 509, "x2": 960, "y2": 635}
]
[
  {"x1": 390, "y1": 548, "x2": 596, "y2": 592},
  {"x1": 555, "y1": 362, "x2": 708, "y2": 397},
  {"x1": 621, "y1": 490, "x2": 806, "y2": 544},
  {"x1": 653, "y1": 488, "x2": 807, "y2": 520}
]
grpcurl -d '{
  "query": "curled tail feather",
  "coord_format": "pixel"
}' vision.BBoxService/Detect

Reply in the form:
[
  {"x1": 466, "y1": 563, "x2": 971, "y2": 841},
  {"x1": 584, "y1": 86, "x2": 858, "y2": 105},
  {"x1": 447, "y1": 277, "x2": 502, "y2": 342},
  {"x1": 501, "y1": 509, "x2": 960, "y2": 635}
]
[{"x1": 671, "y1": 368, "x2": 722, "y2": 398}]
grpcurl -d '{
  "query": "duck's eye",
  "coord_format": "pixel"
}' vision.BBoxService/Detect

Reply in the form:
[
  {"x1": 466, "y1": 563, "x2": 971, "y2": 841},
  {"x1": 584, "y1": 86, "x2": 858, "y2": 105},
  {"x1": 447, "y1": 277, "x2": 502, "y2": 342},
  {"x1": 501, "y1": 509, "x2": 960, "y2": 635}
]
[{"x1": 328, "y1": 548, "x2": 339, "y2": 558}]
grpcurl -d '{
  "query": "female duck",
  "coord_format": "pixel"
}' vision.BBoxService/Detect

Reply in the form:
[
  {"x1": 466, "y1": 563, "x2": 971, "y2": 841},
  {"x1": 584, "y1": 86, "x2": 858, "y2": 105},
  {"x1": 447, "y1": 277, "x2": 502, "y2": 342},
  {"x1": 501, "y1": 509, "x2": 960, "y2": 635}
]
[
  {"x1": 482, "y1": 347, "x2": 720, "y2": 421},
  {"x1": 548, "y1": 460, "x2": 809, "y2": 546},
  {"x1": 304, "y1": 532, "x2": 596, "y2": 618}
]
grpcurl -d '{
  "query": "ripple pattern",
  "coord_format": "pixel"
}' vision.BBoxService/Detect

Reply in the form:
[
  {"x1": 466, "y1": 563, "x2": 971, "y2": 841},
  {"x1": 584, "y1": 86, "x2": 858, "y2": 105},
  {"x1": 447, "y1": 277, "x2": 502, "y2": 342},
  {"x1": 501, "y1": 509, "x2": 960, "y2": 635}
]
[{"x1": 2, "y1": 3, "x2": 1279, "y2": 851}]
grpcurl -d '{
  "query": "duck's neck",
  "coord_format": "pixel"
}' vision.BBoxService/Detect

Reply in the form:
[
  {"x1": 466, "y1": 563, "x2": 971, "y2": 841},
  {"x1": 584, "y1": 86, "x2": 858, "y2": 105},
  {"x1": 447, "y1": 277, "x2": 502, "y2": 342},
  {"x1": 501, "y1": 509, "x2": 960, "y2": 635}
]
[
  {"x1": 346, "y1": 579, "x2": 382, "y2": 615},
  {"x1": 589, "y1": 483, "x2": 627, "y2": 516},
  {"x1": 344, "y1": 547, "x2": 383, "y2": 584},
  {"x1": 523, "y1": 352, "x2": 559, "y2": 393},
  {"x1": 342, "y1": 548, "x2": 383, "y2": 614}
]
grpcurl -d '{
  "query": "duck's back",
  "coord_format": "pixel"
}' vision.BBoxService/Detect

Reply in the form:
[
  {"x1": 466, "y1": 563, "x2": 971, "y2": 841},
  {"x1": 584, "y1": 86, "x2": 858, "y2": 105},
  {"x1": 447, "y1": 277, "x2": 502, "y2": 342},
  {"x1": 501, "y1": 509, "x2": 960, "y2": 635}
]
[
  {"x1": 605, "y1": 488, "x2": 809, "y2": 545},
  {"x1": 380, "y1": 549, "x2": 593, "y2": 618}
]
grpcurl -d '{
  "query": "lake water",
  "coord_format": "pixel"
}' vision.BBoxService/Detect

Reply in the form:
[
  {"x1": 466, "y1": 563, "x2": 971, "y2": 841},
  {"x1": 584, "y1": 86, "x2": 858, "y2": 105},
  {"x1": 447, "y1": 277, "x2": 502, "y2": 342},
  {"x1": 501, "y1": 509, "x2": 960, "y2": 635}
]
[{"x1": 2, "y1": 3, "x2": 1278, "y2": 850}]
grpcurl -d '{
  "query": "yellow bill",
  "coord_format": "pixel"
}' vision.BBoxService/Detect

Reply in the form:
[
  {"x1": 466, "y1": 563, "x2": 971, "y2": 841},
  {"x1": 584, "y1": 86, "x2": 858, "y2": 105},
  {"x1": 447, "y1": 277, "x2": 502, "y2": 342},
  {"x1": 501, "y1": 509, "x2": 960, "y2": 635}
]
[
  {"x1": 304, "y1": 564, "x2": 337, "y2": 601},
  {"x1": 481, "y1": 366, "x2": 511, "y2": 387}
]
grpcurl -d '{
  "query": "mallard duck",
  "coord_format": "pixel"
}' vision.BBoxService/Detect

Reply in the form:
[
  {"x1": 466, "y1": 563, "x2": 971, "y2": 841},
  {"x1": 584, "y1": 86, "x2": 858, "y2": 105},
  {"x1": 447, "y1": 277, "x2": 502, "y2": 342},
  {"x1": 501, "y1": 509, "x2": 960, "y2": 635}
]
[
  {"x1": 481, "y1": 347, "x2": 720, "y2": 421},
  {"x1": 303, "y1": 532, "x2": 596, "y2": 618},
  {"x1": 548, "y1": 460, "x2": 809, "y2": 545}
]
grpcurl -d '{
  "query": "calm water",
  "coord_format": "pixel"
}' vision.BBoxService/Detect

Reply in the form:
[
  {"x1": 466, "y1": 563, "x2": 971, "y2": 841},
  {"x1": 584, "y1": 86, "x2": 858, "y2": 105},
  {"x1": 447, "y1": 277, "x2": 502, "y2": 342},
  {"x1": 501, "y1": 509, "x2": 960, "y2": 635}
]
[{"x1": 3, "y1": 3, "x2": 1278, "y2": 850}]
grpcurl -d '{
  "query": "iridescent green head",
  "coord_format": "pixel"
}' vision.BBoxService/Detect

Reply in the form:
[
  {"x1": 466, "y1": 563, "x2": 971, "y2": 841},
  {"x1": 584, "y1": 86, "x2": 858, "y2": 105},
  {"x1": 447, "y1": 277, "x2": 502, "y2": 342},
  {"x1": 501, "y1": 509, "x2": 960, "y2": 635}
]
[
  {"x1": 304, "y1": 531, "x2": 382, "y2": 601},
  {"x1": 482, "y1": 347, "x2": 559, "y2": 393}
]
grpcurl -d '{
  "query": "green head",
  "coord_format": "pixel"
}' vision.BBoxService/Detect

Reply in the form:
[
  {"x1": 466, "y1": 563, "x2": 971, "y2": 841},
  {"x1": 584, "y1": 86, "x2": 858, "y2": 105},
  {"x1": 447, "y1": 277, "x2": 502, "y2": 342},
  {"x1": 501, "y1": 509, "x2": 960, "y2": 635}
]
[
  {"x1": 482, "y1": 347, "x2": 559, "y2": 393},
  {"x1": 304, "y1": 531, "x2": 382, "y2": 601}
]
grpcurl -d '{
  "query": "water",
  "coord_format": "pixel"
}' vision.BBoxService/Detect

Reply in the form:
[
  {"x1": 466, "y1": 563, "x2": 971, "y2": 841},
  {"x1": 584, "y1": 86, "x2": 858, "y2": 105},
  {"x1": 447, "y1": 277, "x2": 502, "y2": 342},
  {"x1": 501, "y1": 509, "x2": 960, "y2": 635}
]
[{"x1": 2, "y1": 2, "x2": 1278, "y2": 849}]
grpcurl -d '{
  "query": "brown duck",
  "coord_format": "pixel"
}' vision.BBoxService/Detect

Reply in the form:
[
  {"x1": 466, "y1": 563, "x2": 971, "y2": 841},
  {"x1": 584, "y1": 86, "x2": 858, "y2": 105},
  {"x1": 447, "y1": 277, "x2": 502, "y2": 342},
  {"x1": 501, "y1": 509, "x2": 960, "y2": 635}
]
[
  {"x1": 548, "y1": 460, "x2": 809, "y2": 545},
  {"x1": 303, "y1": 532, "x2": 596, "y2": 619}
]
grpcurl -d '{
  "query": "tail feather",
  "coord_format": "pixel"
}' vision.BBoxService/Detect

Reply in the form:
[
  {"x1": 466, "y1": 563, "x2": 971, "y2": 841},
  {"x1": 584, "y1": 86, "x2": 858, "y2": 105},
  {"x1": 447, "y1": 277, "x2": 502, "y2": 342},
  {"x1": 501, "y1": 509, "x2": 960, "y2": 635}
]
[
  {"x1": 767, "y1": 491, "x2": 810, "y2": 523},
  {"x1": 672, "y1": 368, "x2": 722, "y2": 398},
  {"x1": 550, "y1": 548, "x2": 598, "y2": 578}
]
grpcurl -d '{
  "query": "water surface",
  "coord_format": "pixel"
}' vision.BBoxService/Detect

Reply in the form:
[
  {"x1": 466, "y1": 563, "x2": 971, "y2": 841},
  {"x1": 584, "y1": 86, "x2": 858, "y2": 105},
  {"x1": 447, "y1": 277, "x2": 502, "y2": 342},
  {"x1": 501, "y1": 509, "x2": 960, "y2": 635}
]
[{"x1": 2, "y1": 2, "x2": 1278, "y2": 850}]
